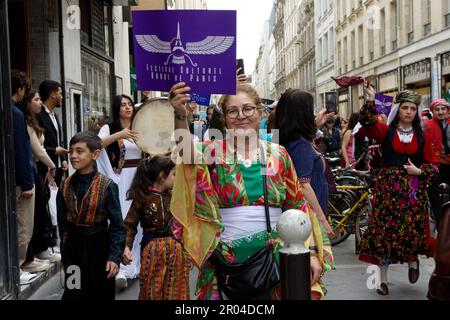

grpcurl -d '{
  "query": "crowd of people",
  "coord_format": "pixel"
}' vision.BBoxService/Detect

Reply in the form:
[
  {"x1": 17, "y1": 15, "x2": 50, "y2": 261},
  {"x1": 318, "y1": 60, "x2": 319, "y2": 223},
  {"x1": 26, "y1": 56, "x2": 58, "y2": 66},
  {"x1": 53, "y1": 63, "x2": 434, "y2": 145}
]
[{"x1": 10, "y1": 66, "x2": 450, "y2": 300}]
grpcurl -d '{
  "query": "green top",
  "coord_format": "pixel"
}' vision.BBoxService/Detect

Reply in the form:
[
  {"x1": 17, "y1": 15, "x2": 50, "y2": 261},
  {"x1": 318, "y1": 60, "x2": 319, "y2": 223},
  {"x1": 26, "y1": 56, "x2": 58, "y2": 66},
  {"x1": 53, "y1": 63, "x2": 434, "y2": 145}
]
[{"x1": 238, "y1": 163, "x2": 264, "y2": 204}]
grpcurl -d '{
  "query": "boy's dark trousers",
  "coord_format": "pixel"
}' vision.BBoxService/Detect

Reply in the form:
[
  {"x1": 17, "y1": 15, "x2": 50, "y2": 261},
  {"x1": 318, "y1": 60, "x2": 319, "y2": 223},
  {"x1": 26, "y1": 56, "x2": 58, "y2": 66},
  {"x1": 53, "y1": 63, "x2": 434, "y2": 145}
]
[{"x1": 61, "y1": 224, "x2": 115, "y2": 300}]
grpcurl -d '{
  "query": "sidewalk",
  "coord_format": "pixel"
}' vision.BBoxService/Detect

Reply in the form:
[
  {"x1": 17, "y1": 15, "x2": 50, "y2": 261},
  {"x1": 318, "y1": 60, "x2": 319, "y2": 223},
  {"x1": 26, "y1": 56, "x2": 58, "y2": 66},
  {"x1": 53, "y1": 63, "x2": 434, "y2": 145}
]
[
  {"x1": 27, "y1": 235, "x2": 436, "y2": 300},
  {"x1": 20, "y1": 261, "x2": 62, "y2": 300},
  {"x1": 323, "y1": 235, "x2": 435, "y2": 300}
]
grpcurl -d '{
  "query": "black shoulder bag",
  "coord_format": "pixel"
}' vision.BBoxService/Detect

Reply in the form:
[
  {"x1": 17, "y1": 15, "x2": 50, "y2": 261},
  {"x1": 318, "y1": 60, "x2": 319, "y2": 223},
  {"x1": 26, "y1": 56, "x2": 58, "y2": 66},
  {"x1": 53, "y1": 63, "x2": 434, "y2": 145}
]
[{"x1": 210, "y1": 146, "x2": 281, "y2": 300}]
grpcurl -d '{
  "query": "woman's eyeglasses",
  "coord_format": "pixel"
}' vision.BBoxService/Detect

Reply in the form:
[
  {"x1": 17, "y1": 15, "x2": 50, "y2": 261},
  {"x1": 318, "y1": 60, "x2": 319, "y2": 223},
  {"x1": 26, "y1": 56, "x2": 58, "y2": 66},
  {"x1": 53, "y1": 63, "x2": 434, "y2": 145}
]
[{"x1": 225, "y1": 106, "x2": 257, "y2": 119}]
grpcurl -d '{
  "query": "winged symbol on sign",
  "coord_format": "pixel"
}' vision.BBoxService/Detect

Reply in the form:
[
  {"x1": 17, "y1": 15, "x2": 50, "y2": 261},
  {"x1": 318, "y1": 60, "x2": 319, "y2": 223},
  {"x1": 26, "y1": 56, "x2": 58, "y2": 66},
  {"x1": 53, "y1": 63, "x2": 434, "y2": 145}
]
[{"x1": 135, "y1": 22, "x2": 235, "y2": 67}]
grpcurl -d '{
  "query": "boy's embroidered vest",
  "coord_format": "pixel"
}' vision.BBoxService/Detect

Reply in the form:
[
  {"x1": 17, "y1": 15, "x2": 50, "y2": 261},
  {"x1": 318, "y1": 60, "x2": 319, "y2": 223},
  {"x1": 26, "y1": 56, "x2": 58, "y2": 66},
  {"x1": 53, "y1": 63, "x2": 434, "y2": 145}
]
[
  {"x1": 62, "y1": 173, "x2": 111, "y2": 226},
  {"x1": 382, "y1": 127, "x2": 424, "y2": 168}
]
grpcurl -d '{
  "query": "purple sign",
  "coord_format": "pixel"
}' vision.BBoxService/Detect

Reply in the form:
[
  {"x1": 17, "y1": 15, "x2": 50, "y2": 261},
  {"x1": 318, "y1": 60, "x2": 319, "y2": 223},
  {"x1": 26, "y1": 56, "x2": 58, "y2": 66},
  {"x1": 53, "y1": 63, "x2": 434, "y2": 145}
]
[
  {"x1": 190, "y1": 93, "x2": 211, "y2": 106},
  {"x1": 132, "y1": 10, "x2": 237, "y2": 95},
  {"x1": 375, "y1": 93, "x2": 394, "y2": 116}
]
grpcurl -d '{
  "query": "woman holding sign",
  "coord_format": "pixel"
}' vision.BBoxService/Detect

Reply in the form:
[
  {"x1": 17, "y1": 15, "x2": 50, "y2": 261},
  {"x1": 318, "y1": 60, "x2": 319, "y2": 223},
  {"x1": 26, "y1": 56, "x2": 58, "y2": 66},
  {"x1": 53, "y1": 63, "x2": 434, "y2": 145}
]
[
  {"x1": 96, "y1": 94, "x2": 143, "y2": 289},
  {"x1": 357, "y1": 85, "x2": 438, "y2": 296},
  {"x1": 168, "y1": 82, "x2": 334, "y2": 300}
]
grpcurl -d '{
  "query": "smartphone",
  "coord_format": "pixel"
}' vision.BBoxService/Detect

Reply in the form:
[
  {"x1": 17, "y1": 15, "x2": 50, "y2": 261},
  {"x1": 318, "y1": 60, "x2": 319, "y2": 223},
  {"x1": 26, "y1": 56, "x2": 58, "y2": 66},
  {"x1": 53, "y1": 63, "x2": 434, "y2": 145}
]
[
  {"x1": 325, "y1": 92, "x2": 338, "y2": 114},
  {"x1": 236, "y1": 59, "x2": 245, "y2": 75}
]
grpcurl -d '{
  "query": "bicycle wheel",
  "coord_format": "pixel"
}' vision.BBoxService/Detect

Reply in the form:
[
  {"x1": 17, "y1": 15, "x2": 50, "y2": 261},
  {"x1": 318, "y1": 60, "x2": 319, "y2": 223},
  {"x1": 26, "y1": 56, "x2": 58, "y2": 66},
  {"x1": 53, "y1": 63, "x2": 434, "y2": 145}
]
[
  {"x1": 355, "y1": 203, "x2": 371, "y2": 245},
  {"x1": 328, "y1": 191, "x2": 353, "y2": 246}
]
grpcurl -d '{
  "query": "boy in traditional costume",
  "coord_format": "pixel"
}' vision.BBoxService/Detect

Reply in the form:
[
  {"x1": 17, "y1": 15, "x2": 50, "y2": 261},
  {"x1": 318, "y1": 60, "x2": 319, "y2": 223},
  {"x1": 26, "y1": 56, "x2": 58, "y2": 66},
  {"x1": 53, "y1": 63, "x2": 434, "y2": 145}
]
[{"x1": 57, "y1": 131, "x2": 125, "y2": 300}]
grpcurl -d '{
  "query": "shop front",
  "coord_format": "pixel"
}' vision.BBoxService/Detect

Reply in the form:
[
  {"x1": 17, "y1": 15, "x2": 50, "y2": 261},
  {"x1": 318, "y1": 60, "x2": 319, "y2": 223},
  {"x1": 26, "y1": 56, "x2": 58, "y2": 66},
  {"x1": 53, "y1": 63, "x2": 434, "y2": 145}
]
[
  {"x1": 402, "y1": 58, "x2": 432, "y2": 109},
  {"x1": 0, "y1": 0, "x2": 19, "y2": 300},
  {"x1": 378, "y1": 69, "x2": 399, "y2": 99},
  {"x1": 442, "y1": 51, "x2": 450, "y2": 101}
]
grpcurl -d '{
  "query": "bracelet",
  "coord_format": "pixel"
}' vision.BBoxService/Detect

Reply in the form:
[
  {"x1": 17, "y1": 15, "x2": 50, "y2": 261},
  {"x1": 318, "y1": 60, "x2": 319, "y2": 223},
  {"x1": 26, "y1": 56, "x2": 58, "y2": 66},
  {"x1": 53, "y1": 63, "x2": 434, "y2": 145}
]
[
  {"x1": 309, "y1": 245, "x2": 318, "y2": 252},
  {"x1": 174, "y1": 113, "x2": 187, "y2": 121},
  {"x1": 310, "y1": 252, "x2": 319, "y2": 258}
]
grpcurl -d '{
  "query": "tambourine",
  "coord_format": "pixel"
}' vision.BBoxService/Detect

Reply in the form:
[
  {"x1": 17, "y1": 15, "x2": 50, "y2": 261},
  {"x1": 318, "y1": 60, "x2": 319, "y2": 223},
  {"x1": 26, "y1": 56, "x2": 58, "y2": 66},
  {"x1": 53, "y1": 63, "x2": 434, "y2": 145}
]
[{"x1": 132, "y1": 97, "x2": 176, "y2": 155}]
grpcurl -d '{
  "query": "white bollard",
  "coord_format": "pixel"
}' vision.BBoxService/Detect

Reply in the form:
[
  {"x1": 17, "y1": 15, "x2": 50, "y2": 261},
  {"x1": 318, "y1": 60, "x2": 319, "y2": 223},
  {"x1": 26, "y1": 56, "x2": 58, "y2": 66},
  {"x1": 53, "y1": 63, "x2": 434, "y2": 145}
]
[{"x1": 276, "y1": 209, "x2": 312, "y2": 300}]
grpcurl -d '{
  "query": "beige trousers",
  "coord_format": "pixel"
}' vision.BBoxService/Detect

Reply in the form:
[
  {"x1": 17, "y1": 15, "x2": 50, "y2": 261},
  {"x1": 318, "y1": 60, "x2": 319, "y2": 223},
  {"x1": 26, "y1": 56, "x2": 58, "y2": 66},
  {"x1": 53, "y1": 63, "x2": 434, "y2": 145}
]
[{"x1": 16, "y1": 185, "x2": 35, "y2": 267}]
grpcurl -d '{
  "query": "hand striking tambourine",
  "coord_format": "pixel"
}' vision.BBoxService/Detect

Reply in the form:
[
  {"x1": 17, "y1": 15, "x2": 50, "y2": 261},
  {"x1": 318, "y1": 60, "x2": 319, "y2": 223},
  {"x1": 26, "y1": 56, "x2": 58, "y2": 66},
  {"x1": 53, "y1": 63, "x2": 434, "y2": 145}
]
[{"x1": 132, "y1": 97, "x2": 176, "y2": 155}]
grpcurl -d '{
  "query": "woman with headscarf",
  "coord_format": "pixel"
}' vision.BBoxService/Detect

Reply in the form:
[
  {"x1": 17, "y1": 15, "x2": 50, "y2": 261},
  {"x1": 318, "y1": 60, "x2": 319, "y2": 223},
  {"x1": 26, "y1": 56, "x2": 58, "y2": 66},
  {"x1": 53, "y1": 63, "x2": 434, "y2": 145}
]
[
  {"x1": 96, "y1": 94, "x2": 143, "y2": 289},
  {"x1": 357, "y1": 85, "x2": 438, "y2": 296}
]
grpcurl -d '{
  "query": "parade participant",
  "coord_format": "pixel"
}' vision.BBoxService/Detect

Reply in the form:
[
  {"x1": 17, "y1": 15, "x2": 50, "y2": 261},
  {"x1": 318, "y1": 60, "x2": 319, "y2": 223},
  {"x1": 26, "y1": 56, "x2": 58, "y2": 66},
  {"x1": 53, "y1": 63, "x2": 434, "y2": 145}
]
[
  {"x1": 321, "y1": 116, "x2": 341, "y2": 157},
  {"x1": 168, "y1": 82, "x2": 334, "y2": 300},
  {"x1": 96, "y1": 94, "x2": 143, "y2": 288},
  {"x1": 341, "y1": 113, "x2": 360, "y2": 168},
  {"x1": 122, "y1": 156, "x2": 189, "y2": 300},
  {"x1": 424, "y1": 98, "x2": 450, "y2": 229},
  {"x1": 274, "y1": 89, "x2": 334, "y2": 233},
  {"x1": 357, "y1": 85, "x2": 438, "y2": 296},
  {"x1": 22, "y1": 89, "x2": 59, "y2": 265},
  {"x1": 203, "y1": 105, "x2": 226, "y2": 142},
  {"x1": 57, "y1": 131, "x2": 125, "y2": 300}
]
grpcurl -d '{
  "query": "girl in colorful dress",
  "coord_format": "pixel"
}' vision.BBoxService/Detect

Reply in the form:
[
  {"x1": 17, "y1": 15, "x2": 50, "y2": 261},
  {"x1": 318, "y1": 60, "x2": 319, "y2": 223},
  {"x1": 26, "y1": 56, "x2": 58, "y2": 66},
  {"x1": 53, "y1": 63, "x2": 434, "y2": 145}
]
[
  {"x1": 168, "y1": 82, "x2": 334, "y2": 300},
  {"x1": 357, "y1": 85, "x2": 438, "y2": 296},
  {"x1": 122, "y1": 156, "x2": 189, "y2": 300},
  {"x1": 96, "y1": 94, "x2": 143, "y2": 288}
]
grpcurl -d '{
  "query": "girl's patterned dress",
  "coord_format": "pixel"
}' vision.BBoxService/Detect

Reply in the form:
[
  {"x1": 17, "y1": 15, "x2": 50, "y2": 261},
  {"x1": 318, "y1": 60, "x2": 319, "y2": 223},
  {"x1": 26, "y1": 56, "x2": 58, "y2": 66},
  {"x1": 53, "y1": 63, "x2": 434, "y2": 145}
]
[
  {"x1": 171, "y1": 139, "x2": 335, "y2": 300},
  {"x1": 124, "y1": 190, "x2": 189, "y2": 300},
  {"x1": 357, "y1": 101, "x2": 438, "y2": 265}
]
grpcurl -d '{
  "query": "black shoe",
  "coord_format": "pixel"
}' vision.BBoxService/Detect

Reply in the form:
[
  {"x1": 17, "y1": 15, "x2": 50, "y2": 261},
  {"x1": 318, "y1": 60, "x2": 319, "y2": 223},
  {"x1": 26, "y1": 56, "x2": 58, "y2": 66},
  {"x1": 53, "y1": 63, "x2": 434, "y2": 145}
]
[
  {"x1": 376, "y1": 282, "x2": 389, "y2": 296},
  {"x1": 408, "y1": 260, "x2": 420, "y2": 284}
]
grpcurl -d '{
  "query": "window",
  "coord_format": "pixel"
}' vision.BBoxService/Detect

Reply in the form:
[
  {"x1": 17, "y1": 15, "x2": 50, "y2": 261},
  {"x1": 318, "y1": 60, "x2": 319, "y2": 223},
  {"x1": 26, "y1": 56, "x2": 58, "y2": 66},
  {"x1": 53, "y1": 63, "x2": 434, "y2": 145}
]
[
  {"x1": 390, "y1": 1, "x2": 398, "y2": 48},
  {"x1": 337, "y1": 40, "x2": 342, "y2": 73},
  {"x1": 329, "y1": 28, "x2": 334, "y2": 60},
  {"x1": 423, "y1": 0, "x2": 431, "y2": 36},
  {"x1": 80, "y1": 0, "x2": 113, "y2": 57},
  {"x1": 405, "y1": 0, "x2": 414, "y2": 34},
  {"x1": 380, "y1": 9, "x2": 386, "y2": 54},
  {"x1": 343, "y1": 36, "x2": 348, "y2": 71},
  {"x1": 351, "y1": 30, "x2": 356, "y2": 68},
  {"x1": 358, "y1": 25, "x2": 363, "y2": 65},
  {"x1": 318, "y1": 38, "x2": 323, "y2": 67},
  {"x1": 445, "y1": 0, "x2": 450, "y2": 27}
]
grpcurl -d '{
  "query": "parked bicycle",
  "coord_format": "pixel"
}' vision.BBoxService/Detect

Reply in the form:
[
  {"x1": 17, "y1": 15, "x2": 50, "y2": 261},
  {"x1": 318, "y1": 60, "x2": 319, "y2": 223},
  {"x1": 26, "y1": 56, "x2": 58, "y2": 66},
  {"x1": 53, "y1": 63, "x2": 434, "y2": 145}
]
[{"x1": 327, "y1": 168, "x2": 373, "y2": 252}]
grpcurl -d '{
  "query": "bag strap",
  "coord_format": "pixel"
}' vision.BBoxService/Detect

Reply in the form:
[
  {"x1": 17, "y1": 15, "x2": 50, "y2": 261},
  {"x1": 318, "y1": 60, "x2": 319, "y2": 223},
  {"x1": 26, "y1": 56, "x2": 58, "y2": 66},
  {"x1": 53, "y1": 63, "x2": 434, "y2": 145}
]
[{"x1": 260, "y1": 143, "x2": 272, "y2": 233}]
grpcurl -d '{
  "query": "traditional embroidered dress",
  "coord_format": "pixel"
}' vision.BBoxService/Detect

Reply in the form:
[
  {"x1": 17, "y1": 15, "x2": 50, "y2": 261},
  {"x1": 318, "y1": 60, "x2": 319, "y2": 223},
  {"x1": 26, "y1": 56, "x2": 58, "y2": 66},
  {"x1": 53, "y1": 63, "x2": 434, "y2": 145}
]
[
  {"x1": 171, "y1": 140, "x2": 335, "y2": 300},
  {"x1": 57, "y1": 170, "x2": 125, "y2": 300},
  {"x1": 357, "y1": 100, "x2": 438, "y2": 265},
  {"x1": 97, "y1": 124, "x2": 143, "y2": 279},
  {"x1": 124, "y1": 189, "x2": 189, "y2": 300}
]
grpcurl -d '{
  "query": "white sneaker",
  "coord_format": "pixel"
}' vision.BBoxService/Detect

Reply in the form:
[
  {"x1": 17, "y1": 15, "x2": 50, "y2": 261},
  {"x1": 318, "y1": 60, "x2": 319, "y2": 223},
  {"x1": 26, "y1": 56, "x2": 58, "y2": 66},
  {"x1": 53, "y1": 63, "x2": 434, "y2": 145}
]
[
  {"x1": 21, "y1": 260, "x2": 49, "y2": 273},
  {"x1": 37, "y1": 250, "x2": 61, "y2": 263},
  {"x1": 115, "y1": 273, "x2": 128, "y2": 289},
  {"x1": 51, "y1": 246, "x2": 61, "y2": 254},
  {"x1": 20, "y1": 271, "x2": 38, "y2": 285},
  {"x1": 34, "y1": 258, "x2": 51, "y2": 265}
]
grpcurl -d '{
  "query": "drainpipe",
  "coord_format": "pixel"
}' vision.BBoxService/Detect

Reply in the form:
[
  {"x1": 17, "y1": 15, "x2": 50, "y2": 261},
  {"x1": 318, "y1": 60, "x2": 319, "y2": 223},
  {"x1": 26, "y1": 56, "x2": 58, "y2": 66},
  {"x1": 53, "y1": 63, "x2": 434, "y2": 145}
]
[{"x1": 58, "y1": 0, "x2": 67, "y2": 147}]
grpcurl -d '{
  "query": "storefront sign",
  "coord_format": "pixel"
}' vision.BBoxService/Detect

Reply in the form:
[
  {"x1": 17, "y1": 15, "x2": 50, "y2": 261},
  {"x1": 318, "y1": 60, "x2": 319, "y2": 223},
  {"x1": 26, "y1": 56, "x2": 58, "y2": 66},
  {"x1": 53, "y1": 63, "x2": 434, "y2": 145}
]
[
  {"x1": 403, "y1": 59, "x2": 431, "y2": 85},
  {"x1": 132, "y1": 10, "x2": 237, "y2": 95}
]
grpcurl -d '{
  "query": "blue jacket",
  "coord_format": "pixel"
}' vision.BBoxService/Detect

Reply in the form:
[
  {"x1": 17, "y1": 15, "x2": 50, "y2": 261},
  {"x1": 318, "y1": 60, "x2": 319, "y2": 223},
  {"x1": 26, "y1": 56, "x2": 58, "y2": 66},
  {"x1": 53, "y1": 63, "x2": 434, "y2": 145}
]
[{"x1": 12, "y1": 100, "x2": 34, "y2": 191}]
